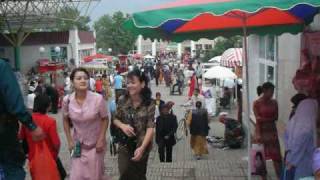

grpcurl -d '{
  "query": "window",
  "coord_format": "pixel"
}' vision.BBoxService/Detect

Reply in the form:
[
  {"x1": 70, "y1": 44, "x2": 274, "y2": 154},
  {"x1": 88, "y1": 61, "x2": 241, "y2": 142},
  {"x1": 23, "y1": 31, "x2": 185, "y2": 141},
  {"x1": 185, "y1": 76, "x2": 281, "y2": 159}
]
[
  {"x1": 196, "y1": 44, "x2": 202, "y2": 50},
  {"x1": 267, "y1": 66, "x2": 274, "y2": 83},
  {"x1": 266, "y1": 36, "x2": 275, "y2": 61},
  {"x1": 50, "y1": 47, "x2": 67, "y2": 63},
  {"x1": 259, "y1": 35, "x2": 275, "y2": 61},
  {"x1": 204, "y1": 44, "x2": 212, "y2": 50},
  {"x1": 259, "y1": 36, "x2": 265, "y2": 58},
  {"x1": 259, "y1": 63, "x2": 265, "y2": 84},
  {"x1": 258, "y1": 35, "x2": 277, "y2": 85}
]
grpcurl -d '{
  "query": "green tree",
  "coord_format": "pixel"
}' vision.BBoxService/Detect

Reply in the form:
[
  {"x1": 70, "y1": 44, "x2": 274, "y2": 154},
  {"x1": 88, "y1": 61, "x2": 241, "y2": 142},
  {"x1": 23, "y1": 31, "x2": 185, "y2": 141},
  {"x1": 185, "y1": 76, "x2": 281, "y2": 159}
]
[
  {"x1": 94, "y1": 11, "x2": 136, "y2": 55},
  {"x1": 55, "y1": 7, "x2": 90, "y2": 31},
  {"x1": 202, "y1": 36, "x2": 242, "y2": 62}
]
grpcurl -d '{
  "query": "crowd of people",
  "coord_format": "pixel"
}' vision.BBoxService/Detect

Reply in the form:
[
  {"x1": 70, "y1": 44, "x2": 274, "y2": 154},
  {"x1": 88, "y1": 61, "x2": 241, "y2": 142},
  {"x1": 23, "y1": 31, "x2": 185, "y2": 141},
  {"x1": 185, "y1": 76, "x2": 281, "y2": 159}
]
[
  {"x1": 17, "y1": 52, "x2": 320, "y2": 180},
  {"x1": 0, "y1": 55, "x2": 248, "y2": 180}
]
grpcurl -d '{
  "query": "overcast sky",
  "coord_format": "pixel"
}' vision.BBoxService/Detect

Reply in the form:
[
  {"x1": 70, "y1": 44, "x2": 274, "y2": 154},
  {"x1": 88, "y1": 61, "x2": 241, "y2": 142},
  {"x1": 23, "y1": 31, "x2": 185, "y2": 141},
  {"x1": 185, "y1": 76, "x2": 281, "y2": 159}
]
[{"x1": 88, "y1": 0, "x2": 174, "y2": 23}]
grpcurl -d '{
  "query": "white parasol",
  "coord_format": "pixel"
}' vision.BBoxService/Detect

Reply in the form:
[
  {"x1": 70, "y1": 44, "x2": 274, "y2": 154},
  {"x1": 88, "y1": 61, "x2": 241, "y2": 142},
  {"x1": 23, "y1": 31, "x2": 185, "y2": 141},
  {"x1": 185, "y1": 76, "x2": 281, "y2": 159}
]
[{"x1": 203, "y1": 66, "x2": 237, "y2": 79}]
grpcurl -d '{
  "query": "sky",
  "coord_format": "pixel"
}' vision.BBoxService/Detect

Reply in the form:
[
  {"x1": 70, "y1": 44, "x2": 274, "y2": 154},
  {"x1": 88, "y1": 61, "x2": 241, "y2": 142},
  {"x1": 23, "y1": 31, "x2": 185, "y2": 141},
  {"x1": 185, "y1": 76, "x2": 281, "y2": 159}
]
[{"x1": 88, "y1": 0, "x2": 174, "y2": 23}]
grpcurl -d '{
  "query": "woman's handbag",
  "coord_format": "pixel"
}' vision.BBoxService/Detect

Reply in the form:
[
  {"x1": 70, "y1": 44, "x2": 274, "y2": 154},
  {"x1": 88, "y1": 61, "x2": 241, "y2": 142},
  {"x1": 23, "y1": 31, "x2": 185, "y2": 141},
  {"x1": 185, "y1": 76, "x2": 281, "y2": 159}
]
[
  {"x1": 29, "y1": 141, "x2": 60, "y2": 180},
  {"x1": 56, "y1": 158, "x2": 67, "y2": 180},
  {"x1": 250, "y1": 144, "x2": 267, "y2": 176}
]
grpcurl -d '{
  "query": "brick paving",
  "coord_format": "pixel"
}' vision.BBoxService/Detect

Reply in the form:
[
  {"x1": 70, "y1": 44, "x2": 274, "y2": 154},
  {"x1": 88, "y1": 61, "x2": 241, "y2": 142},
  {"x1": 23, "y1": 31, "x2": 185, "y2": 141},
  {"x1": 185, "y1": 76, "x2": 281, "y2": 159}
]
[{"x1": 25, "y1": 81, "x2": 256, "y2": 180}]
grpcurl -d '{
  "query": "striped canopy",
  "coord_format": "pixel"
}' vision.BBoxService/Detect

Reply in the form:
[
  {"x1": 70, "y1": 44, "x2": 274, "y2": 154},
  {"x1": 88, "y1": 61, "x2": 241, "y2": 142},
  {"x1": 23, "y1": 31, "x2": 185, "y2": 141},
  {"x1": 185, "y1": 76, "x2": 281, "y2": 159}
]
[{"x1": 220, "y1": 48, "x2": 242, "y2": 68}]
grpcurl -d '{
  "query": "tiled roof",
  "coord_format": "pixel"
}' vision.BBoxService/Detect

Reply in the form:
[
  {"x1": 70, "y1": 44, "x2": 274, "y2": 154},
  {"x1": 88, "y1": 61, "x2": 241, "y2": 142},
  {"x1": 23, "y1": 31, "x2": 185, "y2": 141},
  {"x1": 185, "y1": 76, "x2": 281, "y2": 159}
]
[
  {"x1": 78, "y1": 31, "x2": 95, "y2": 44},
  {"x1": 0, "y1": 31, "x2": 69, "y2": 46}
]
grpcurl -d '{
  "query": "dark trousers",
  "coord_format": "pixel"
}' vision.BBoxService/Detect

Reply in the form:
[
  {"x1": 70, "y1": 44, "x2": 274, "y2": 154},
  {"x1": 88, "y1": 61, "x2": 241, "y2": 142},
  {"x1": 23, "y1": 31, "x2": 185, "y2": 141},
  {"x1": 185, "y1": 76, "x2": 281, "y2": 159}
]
[
  {"x1": 0, "y1": 119, "x2": 26, "y2": 180},
  {"x1": 50, "y1": 96, "x2": 58, "y2": 114},
  {"x1": 118, "y1": 145, "x2": 149, "y2": 180},
  {"x1": 172, "y1": 81, "x2": 182, "y2": 94},
  {"x1": 158, "y1": 144, "x2": 173, "y2": 162},
  {"x1": 0, "y1": 162, "x2": 25, "y2": 180},
  {"x1": 155, "y1": 76, "x2": 159, "y2": 86}
]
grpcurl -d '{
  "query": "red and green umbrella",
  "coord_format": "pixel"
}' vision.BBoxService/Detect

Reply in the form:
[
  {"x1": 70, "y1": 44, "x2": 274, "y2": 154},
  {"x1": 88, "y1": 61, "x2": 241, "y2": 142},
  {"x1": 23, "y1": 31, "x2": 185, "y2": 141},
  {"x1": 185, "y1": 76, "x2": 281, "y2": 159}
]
[{"x1": 124, "y1": 0, "x2": 319, "y2": 42}]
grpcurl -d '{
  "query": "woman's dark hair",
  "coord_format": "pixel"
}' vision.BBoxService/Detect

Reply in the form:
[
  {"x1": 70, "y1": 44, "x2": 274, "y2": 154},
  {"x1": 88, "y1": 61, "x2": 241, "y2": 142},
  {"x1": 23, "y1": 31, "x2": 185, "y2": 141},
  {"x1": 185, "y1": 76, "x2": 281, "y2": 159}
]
[
  {"x1": 70, "y1": 67, "x2": 90, "y2": 81},
  {"x1": 255, "y1": 152, "x2": 264, "y2": 161},
  {"x1": 262, "y1": 82, "x2": 275, "y2": 92},
  {"x1": 195, "y1": 101, "x2": 202, "y2": 109},
  {"x1": 256, "y1": 86, "x2": 263, "y2": 96},
  {"x1": 33, "y1": 94, "x2": 51, "y2": 114},
  {"x1": 127, "y1": 69, "x2": 152, "y2": 106}
]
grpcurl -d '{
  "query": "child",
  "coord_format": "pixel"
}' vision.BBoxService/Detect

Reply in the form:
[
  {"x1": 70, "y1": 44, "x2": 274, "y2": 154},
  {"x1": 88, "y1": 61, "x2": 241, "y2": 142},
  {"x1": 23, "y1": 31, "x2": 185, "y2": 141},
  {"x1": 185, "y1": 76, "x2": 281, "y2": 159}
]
[{"x1": 19, "y1": 94, "x2": 61, "y2": 180}]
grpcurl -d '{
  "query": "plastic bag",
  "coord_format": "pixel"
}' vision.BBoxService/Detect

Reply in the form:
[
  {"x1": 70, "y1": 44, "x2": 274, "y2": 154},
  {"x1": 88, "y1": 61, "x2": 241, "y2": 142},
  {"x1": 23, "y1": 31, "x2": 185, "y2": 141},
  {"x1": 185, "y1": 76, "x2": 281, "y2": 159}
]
[
  {"x1": 29, "y1": 141, "x2": 60, "y2": 180},
  {"x1": 251, "y1": 144, "x2": 267, "y2": 176}
]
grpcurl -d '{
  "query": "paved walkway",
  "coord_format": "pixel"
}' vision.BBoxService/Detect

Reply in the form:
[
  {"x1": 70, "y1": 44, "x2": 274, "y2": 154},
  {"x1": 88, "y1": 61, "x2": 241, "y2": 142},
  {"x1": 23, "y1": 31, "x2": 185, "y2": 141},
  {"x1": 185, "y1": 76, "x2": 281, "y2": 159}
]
[{"x1": 26, "y1": 81, "x2": 253, "y2": 179}]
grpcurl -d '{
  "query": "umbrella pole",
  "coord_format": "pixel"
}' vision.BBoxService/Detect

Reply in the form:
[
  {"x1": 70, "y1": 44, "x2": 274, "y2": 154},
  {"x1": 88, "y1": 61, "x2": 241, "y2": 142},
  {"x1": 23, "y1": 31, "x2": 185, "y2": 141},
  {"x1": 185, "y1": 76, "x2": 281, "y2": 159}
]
[{"x1": 242, "y1": 20, "x2": 251, "y2": 180}]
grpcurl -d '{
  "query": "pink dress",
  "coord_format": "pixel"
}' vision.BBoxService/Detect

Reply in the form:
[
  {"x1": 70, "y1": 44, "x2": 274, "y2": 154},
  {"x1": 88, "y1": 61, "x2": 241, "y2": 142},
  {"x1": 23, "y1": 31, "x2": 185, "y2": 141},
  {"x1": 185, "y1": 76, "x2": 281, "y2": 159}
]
[{"x1": 62, "y1": 91, "x2": 109, "y2": 180}]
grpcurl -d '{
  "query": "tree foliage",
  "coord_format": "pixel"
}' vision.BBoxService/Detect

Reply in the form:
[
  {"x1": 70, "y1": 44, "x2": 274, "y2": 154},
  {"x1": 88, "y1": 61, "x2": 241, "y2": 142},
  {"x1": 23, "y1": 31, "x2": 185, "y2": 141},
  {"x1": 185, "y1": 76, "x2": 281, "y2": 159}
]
[
  {"x1": 55, "y1": 7, "x2": 90, "y2": 31},
  {"x1": 94, "y1": 11, "x2": 136, "y2": 55},
  {"x1": 202, "y1": 36, "x2": 242, "y2": 62}
]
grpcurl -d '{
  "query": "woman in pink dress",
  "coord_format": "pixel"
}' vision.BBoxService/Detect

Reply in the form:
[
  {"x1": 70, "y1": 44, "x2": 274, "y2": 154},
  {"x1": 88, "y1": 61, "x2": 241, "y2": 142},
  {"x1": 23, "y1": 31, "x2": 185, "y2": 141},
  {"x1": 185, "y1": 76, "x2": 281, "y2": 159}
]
[{"x1": 62, "y1": 68, "x2": 109, "y2": 180}]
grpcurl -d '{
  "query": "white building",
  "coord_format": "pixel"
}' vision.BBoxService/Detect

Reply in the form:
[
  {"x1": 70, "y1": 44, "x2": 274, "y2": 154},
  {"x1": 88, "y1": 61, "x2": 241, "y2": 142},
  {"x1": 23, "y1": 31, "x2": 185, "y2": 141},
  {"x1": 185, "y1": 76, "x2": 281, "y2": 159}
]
[
  {"x1": 136, "y1": 35, "x2": 215, "y2": 59},
  {"x1": 247, "y1": 14, "x2": 320, "y2": 134},
  {"x1": 0, "y1": 28, "x2": 96, "y2": 74}
]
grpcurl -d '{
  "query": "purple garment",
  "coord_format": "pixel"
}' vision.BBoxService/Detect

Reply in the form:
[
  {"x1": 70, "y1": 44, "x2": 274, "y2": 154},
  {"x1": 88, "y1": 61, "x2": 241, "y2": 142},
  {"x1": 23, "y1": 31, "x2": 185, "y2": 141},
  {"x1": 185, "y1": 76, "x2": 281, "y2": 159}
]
[
  {"x1": 284, "y1": 99, "x2": 318, "y2": 180},
  {"x1": 313, "y1": 148, "x2": 320, "y2": 173},
  {"x1": 62, "y1": 91, "x2": 109, "y2": 180}
]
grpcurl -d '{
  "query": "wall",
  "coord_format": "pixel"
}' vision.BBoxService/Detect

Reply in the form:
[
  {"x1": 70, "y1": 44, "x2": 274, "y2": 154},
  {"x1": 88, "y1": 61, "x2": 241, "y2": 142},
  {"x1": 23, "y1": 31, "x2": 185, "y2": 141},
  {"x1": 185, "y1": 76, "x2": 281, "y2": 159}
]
[
  {"x1": 247, "y1": 35, "x2": 260, "y2": 116},
  {"x1": 277, "y1": 34, "x2": 301, "y2": 125},
  {"x1": 0, "y1": 44, "x2": 71, "y2": 74}
]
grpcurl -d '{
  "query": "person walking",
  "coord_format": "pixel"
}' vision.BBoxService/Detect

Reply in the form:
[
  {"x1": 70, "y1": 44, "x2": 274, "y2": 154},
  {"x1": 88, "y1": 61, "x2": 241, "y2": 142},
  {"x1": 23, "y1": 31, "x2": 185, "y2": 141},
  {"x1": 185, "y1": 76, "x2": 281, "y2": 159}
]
[
  {"x1": 155, "y1": 65, "x2": 161, "y2": 86},
  {"x1": 89, "y1": 74, "x2": 96, "y2": 92},
  {"x1": 187, "y1": 101, "x2": 209, "y2": 160},
  {"x1": 0, "y1": 59, "x2": 44, "y2": 179},
  {"x1": 102, "y1": 74, "x2": 112, "y2": 101},
  {"x1": 45, "y1": 84, "x2": 59, "y2": 114},
  {"x1": 155, "y1": 92, "x2": 165, "y2": 118},
  {"x1": 113, "y1": 69, "x2": 155, "y2": 180},
  {"x1": 190, "y1": 88, "x2": 205, "y2": 110},
  {"x1": 19, "y1": 94, "x2": 61, "y2": 180},
  {"x1": 95, "y1": 76, "x2": 103, "y2": 95},
  {"x1": 188, "y1": 73, "x2": 196, "y2": 99},
  {"x1": 64, "y1": 72, "x2": 71, "y2": 95},
  {"x1": 62, "y1": 67, "x2": 109, "y2": 180},
  {"x1": 253, "y1": 82, "x2": 282, "y2": 179},
  {"x1": 114, "y1": 72, "x2": 124, "y2": 102},
  {"x1": 27, "y1": 88, "x2": 36, "y2": 113},
  {"x1": 156, "y1": 102, "x2": 178, "y2": 162}
]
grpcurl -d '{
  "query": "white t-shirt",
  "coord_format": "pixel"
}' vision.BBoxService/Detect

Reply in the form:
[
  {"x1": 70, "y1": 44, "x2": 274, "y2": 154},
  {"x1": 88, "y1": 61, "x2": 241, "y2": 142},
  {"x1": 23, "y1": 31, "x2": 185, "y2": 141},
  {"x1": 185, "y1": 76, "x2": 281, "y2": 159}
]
[
  {"x1": 64, "y1": 77, "x2": 71, "y2": 91},
  {"x1": 27, "y1": 93, "x2": 36, "y2": 110},
  {"x1": 89, "y1": 78, "x2": 96, "y2": 91}
]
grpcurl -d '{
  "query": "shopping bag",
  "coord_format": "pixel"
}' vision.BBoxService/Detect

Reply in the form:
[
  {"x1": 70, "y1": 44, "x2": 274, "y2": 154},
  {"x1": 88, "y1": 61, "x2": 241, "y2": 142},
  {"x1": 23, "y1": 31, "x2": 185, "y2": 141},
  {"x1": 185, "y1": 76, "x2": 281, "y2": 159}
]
[
  {"x1": 29, "y1": 141, "x2": 60, "y2": 180},
  {"x1": 251, "y1": 144, "x2": 267, "y2": 176}
]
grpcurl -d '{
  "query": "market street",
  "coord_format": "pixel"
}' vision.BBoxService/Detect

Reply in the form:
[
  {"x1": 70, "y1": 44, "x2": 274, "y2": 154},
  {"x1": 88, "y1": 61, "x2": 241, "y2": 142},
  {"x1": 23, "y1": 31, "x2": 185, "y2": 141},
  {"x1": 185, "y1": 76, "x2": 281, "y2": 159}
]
[{"x1": 24, "y1": 80, "x2": 253, "y2": 180}]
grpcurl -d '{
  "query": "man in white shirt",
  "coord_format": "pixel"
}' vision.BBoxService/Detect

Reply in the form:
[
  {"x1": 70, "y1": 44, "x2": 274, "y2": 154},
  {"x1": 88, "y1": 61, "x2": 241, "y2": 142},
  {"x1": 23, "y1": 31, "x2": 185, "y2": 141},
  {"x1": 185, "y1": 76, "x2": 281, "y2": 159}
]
[
  {"x1": 190, "y1": 88, "x2": 205, "y2": 110},
  {"x1": 27, "y1": 89, "x2": 36, "y2": 112},
  {"x1": 89, "y1": 75, "x2": 96, "y2": 91},
  {"x1": 64, "y1": 72, "x2": 71, "y2": 94}
]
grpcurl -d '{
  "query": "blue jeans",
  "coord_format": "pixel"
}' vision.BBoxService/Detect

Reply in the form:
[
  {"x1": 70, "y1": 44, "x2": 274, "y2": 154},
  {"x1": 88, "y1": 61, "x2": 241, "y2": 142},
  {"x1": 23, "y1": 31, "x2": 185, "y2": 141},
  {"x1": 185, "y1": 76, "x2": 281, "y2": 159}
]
[
  {"x1": 282, "y1": 167, "x2": 296, "y2": 180},
  {"x1": 0, "y1": 162, "x2": 25, "y2": 180}
]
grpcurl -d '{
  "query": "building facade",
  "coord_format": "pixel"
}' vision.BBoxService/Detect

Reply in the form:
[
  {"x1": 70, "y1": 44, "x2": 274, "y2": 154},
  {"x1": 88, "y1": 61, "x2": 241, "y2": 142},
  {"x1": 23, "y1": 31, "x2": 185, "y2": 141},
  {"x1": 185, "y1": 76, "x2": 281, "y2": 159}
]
[
  {"x1": 0, "y1": 28, "x2": 96, "y2": 73},
  {"x1": 247, "y1": 14, "x2": 320, "y2": 133}
]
